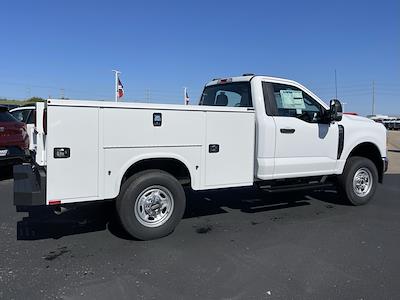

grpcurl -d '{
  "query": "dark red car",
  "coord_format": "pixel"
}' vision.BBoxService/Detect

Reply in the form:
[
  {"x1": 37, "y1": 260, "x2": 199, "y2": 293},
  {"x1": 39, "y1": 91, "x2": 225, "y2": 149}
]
[{"x1": 0, "y1": 106, "x2": 30, "y2": 166}]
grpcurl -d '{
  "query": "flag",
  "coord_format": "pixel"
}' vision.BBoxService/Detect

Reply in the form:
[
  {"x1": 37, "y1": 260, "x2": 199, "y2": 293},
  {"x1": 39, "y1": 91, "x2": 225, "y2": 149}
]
[
  {"x1": 118, "y1": 78, "x2": 124, "y2": 98},
  {"x1": 185, "y1": 90, "x2": 190, "y2": 105}
]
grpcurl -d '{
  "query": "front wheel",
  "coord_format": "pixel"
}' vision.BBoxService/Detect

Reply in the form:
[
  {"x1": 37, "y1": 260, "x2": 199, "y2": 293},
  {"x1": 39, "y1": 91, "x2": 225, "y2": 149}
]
[
  {"x1": 116, "y1": 170, "x2": 186, "y2": 240},
  {"x1": 337, "y1": 156, "x2": 378, "y2": 205}
]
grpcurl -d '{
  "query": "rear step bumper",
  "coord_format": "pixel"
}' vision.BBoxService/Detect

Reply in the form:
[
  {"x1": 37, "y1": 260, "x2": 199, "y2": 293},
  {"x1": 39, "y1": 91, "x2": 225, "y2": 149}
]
[{"x1": 13, "y1": 164, "x2": 46, "y2": 206}]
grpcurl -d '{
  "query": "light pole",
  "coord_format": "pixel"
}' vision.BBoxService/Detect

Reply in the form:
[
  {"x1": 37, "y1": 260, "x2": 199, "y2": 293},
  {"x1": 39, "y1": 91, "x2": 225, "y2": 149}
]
[
  {"x1": 372, "y1": 80, "x2": 375, "y2": 115},
  {"x1": 112, "y1": 70, "x2": 121, "y2": 102},
  {"x1": 335, "y1": 69, "x2": 338, "y2": 99}
]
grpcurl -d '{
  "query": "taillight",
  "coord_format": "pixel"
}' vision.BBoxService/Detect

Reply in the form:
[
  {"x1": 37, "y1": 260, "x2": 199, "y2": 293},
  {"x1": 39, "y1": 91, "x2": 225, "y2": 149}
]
[
  {"x1": 43, "y1": 108, "x2": 47, "y2": 135},
  {"x1": 217, "y1": 78, "x2": 232, "y2": 84},
  {"x1": 16, "y1": 123, "x2": 26, "y2": 133}
]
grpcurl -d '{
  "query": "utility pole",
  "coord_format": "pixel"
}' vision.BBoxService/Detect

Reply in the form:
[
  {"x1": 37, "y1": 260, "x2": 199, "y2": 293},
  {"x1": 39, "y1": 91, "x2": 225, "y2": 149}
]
[
  {"x1": 334, "y1": 69, "x2": 338, "y2": 99},
  {"x1": 60, "y1": 88, "x2": 65, "y2": 99},
  {"x1": 26, "y1": 87, "x2": 31, "y2": 100},
  {"x1": 145, "y1": 89, "x2": 150, "y2": 102},
  {"x1": 372, "y1": 80, "x2": 375, "y2": 115}
]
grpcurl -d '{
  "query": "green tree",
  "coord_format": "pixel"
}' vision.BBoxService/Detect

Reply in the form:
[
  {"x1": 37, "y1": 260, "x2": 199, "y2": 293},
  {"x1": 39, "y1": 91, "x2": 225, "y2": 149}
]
[{"x1": 26, "y1": 97, "x2": 45, "y2": 103}]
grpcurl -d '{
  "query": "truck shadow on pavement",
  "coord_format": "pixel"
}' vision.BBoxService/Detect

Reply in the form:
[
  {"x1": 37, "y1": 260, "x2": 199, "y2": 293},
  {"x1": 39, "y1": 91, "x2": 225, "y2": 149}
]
[
  {"x1": 16, "y1": 203, "x2": 114, "y2": 240},
  {"x1": 0, "y1": 166, "x2": 13, "y2": 181},
  {"x1": 16, "y1": 186, "x2": 348, "y2": 241}
]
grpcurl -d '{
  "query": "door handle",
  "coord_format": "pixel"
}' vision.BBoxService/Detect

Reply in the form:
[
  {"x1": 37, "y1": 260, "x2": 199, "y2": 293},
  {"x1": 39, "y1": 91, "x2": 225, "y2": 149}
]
[{"x1": 280, "y1": 128, "x2": 295, "y2": 134}]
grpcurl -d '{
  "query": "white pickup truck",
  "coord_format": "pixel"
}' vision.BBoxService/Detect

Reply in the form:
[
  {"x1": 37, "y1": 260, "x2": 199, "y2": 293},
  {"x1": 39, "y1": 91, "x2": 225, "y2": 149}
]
[{"x1": 14, "y1": 75, "x2": 388, "y2": 240}]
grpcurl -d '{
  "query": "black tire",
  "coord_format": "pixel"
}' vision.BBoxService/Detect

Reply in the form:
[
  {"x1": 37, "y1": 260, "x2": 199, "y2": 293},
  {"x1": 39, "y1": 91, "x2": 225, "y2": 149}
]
[
  {"x1": 116, "y1": 169, "x2": 186, "y2": 240},
  {"x1": 337, "y1": 156, "x2": 378, "y2": 205}
]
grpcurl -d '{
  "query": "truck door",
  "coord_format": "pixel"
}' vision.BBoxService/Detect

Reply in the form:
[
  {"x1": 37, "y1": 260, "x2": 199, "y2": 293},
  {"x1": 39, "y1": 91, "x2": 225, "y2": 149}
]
[{"x1": 264, "y1": 82, "x2": 338, "y2": 178}]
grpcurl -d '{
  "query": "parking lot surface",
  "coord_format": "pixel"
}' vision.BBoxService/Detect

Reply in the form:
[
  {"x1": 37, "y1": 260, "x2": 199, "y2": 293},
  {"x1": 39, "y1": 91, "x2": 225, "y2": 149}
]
[{"x1": 0, "y1": 170, "x2": 400, "y2": 299}]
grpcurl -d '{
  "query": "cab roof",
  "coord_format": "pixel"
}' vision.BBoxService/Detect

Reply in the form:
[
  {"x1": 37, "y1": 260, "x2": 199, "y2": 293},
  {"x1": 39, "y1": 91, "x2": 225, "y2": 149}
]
[
  {"x1": 205, "y1": 75, "x2": 305, "y2": 87},
  {"x1": 205, "y1": 75, "x2": 329, "y2": 110}
]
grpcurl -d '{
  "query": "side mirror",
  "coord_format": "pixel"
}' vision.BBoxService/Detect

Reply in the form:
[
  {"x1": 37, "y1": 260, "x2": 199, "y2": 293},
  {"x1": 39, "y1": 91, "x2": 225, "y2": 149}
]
[{"x1": 329, "y1": 99, "x2": 343, "y2": 122}]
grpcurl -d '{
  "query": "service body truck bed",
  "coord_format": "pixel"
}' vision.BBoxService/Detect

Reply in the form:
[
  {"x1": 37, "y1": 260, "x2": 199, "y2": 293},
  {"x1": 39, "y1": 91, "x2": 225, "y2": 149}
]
[{"x1": 35, "y1": 101, "x2": 254, "y2": 203}]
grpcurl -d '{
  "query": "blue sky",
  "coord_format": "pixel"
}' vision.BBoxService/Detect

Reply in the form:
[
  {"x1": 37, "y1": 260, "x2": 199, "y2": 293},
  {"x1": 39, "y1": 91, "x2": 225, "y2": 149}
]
[{"x1": 0, "y1": 0, "x2": 399, "y2": 115}]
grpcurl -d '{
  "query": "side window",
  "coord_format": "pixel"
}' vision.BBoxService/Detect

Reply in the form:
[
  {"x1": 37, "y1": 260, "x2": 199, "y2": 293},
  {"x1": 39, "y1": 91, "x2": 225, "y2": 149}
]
[
  {"x1": 271, "y1": 83, "x2": 324, "y2": 123},
  {"x1": 27, "y1": 110, "x2": 35, "y2": 124}
]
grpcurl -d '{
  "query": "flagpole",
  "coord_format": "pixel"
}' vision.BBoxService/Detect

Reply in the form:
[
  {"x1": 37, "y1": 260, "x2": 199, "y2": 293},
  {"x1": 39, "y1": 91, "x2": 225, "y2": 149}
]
[{"x1": 112, "y1": 70, "x2": 120, "y2": 102}]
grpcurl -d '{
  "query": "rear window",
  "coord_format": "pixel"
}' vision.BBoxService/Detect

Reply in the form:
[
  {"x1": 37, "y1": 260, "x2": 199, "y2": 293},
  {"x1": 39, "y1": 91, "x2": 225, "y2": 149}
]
[
  {"x1": 0, "y1": 111, "x2": 18, "y2": 122},
  {"x1": 199, "y1": 82, "x2": 252, "y2": 107}
]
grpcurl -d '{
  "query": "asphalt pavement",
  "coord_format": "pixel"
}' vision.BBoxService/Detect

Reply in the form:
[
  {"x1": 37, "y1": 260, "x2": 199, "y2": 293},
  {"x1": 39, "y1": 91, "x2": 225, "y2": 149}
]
[{"x1": 0, "y1": 166, "x2": 399, "y2": 299}]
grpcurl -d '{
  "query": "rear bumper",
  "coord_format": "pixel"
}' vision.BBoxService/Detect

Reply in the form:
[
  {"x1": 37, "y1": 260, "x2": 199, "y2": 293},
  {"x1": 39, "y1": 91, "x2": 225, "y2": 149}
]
[
  {"x1": 13, "y1": 164, "x2": 46, "y2": 206},
  {"x1": 0, "y1": 147, "x2": 30, "y2": 166}
]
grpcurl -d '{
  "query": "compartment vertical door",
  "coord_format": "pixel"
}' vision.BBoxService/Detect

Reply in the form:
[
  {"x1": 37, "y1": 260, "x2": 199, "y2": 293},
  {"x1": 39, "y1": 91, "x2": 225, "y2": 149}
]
[
  {"x1": 204, "y1": 111, "x2": 255, "y2": 188},
  {"x1": 47, "y1": 106, "x2": 99, "y2": 201}
]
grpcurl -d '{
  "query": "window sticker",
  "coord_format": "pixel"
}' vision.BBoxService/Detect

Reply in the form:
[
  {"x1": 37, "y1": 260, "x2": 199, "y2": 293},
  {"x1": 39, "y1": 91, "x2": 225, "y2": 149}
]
[{"x1": 280, "y1": 90, "x2": 306, "y2": 109}]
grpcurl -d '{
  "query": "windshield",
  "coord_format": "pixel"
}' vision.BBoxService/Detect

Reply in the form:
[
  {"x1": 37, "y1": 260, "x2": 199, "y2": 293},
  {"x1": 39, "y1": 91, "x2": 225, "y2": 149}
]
[{"x1": 199, "y1": 82, "x2": 252, "y2": 107}]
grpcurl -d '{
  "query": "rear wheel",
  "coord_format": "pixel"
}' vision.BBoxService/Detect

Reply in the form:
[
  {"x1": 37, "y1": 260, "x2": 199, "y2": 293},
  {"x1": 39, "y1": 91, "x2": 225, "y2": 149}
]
[
  {"x1": 116, "y1": 170, "x2": 186, "y2": 240},
  {"x1": 338, "y1": 156, "x2": 378, "y2": 205}
]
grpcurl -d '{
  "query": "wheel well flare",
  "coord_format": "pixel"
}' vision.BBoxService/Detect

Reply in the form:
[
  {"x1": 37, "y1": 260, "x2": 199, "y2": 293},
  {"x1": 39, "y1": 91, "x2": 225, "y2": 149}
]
[
  {"x1": 348, "y1": 142, "x2": 383, "y2": 182},
  {"x1": 122, "y1": 158, "x2": 191, "y2": 186}
]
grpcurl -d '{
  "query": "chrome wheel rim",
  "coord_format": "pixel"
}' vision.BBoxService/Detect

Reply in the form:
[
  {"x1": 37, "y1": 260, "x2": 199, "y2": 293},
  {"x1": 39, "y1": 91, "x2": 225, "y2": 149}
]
[
  {"x1": 134, "y1": 185, "x2": 174, "y2": 228},
  {"x1": 352, "y1": 167, "x2": 373, "y2": 197}
]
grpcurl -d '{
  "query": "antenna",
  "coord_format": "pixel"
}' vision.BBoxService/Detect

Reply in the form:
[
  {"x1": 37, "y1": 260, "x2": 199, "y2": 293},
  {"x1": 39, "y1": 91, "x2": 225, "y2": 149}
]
[{"x1": 341, "y1": 102, "x2": 347, "y2": 113}]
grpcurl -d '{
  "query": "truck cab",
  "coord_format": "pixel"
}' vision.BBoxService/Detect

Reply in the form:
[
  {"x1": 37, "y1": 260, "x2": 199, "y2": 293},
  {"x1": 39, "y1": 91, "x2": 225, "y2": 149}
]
[{"x1": 200, "y1": 75, "x2": 387, "y2": 183}]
